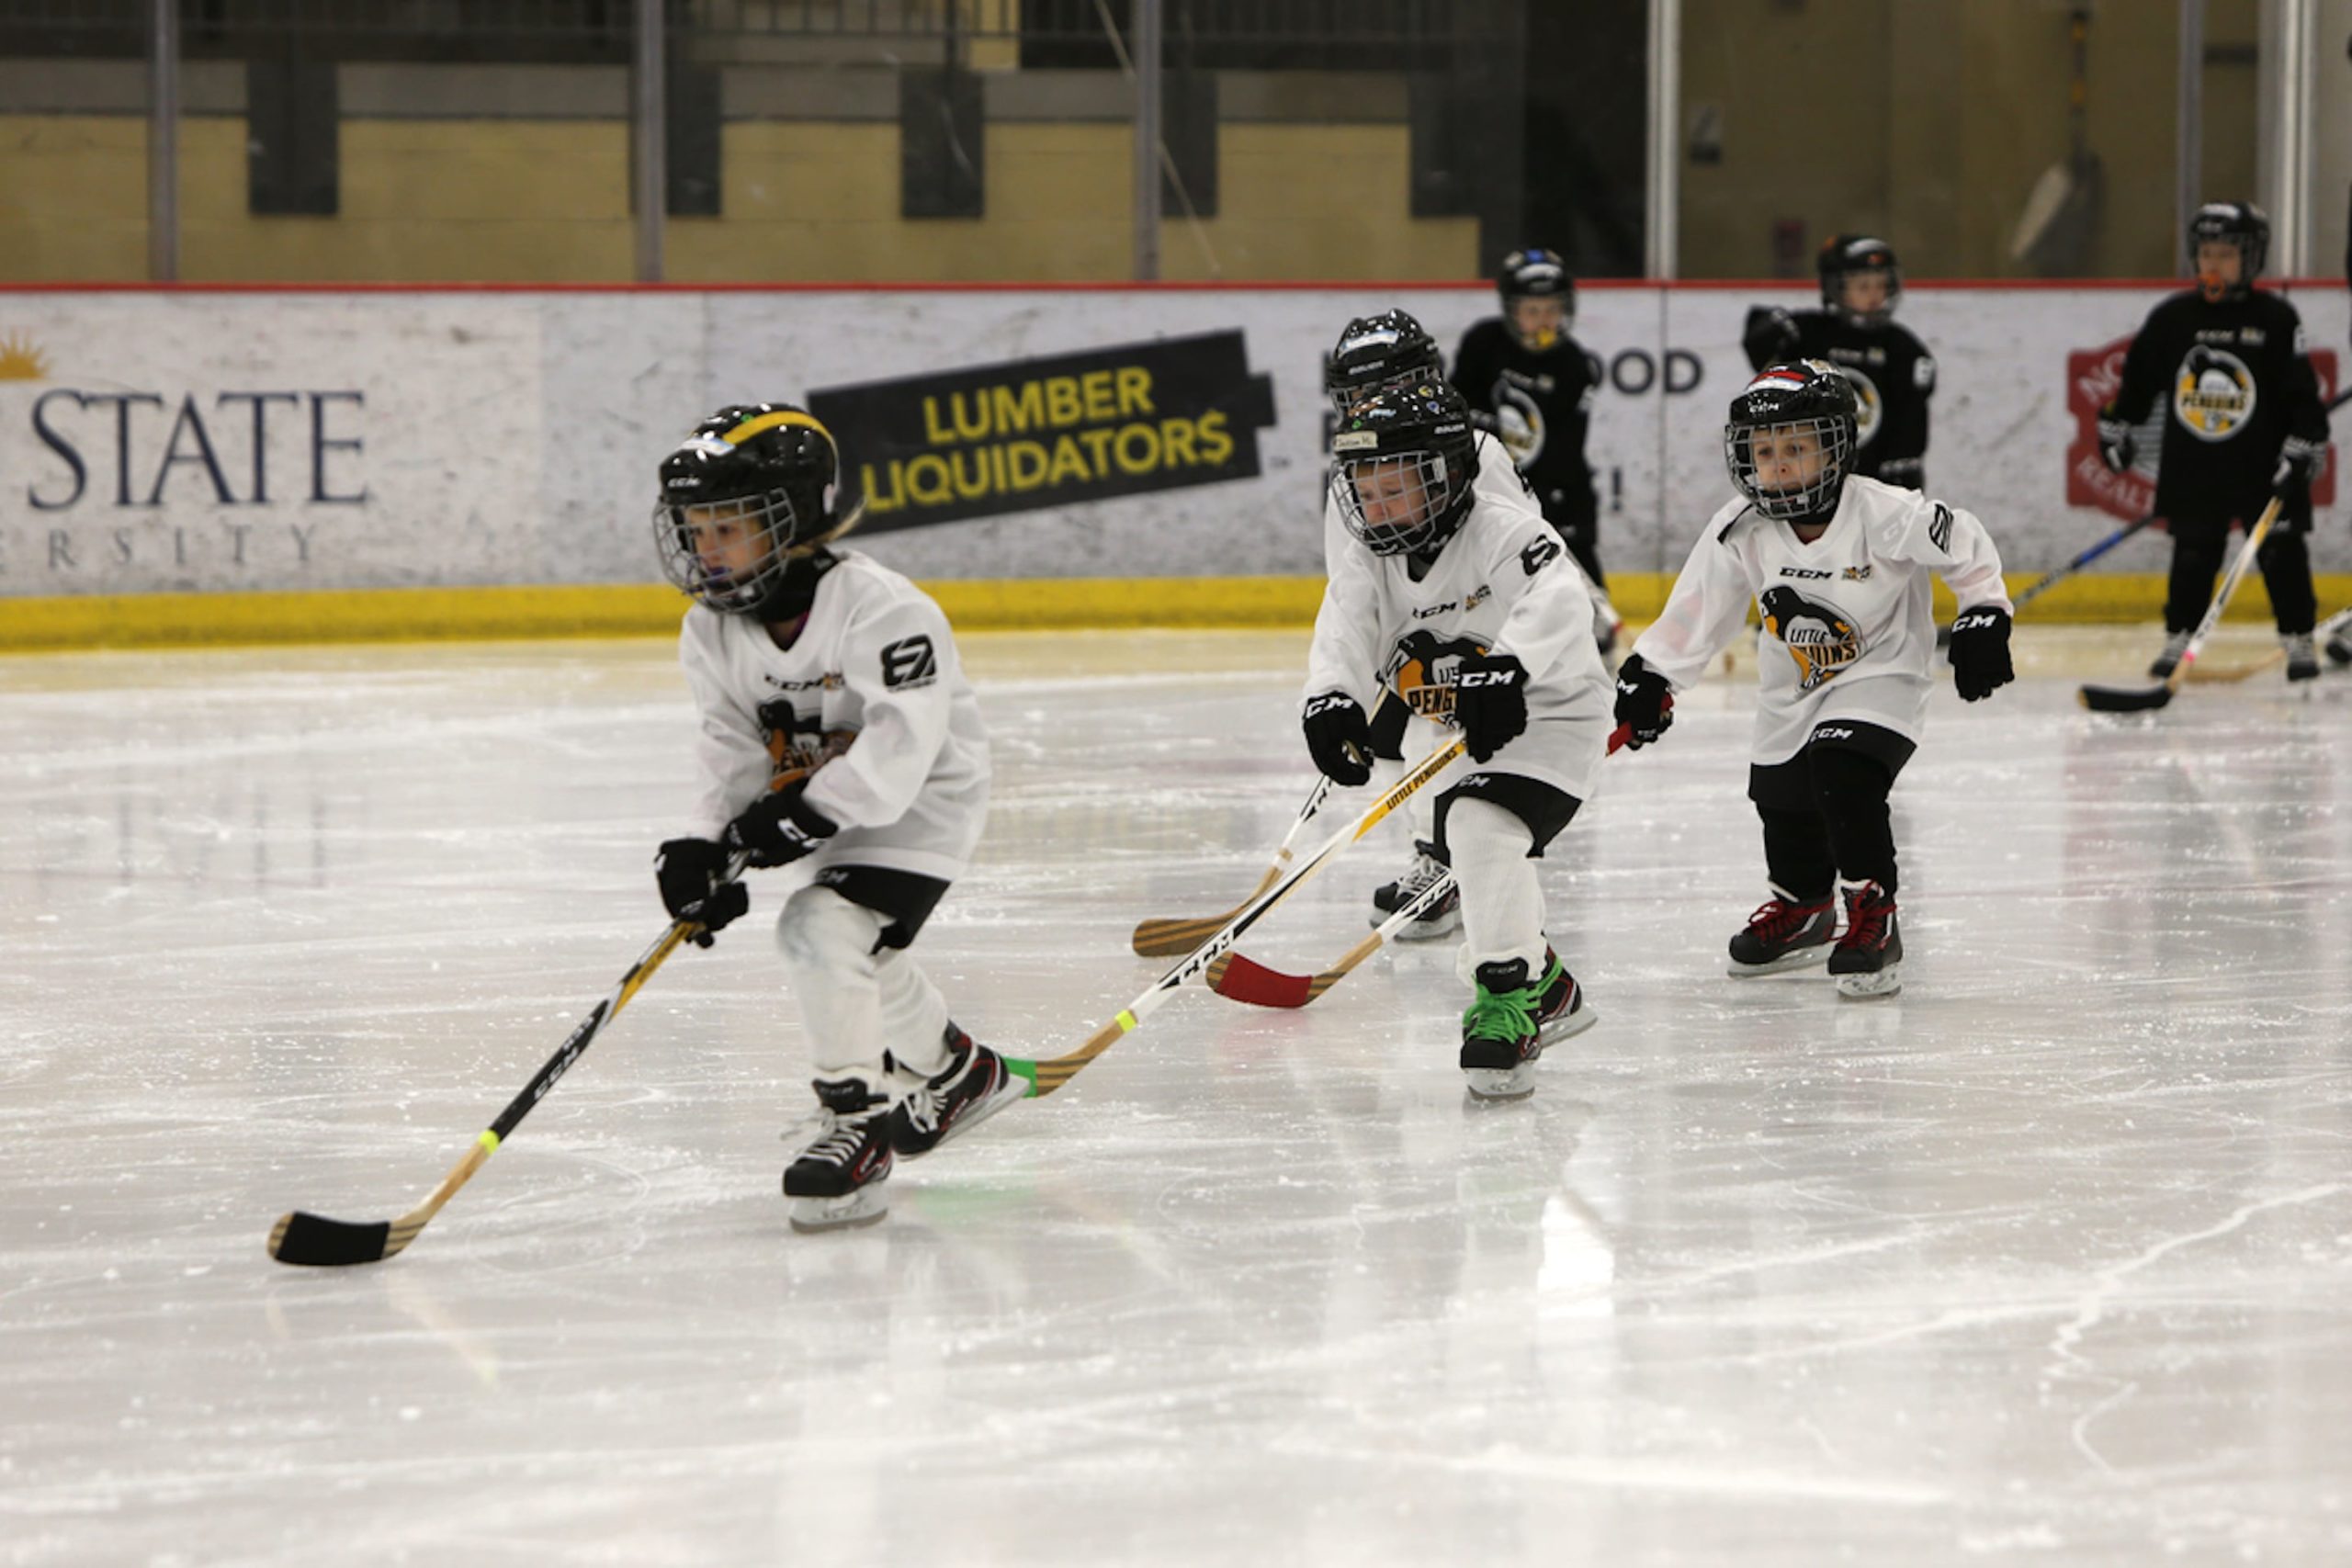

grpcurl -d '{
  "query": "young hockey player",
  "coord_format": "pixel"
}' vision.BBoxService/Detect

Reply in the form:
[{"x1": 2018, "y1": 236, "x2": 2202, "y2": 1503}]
[
  {"x1": 1744, "y1": 235, "x2": 1936, "y2": 491},
  {"x1": 649, "y1": 402, "x2": 1022, "y2": 1232},
  {"x1": 1612, "y1": 362, "x2": 2014, "y2": 1000},
  {"x1": 2098, "y1": 201, "x2": 2331, "y2": 682},
  {"x1": 1305, "y1": 378, "x2": 1614, "y2": 1099},
  {"x1": 1448, "y1": 249, "x2": 1622, "y2": 652},
  {"x1": 1325, "y1": 309, "x2": 1582, "y2": 945}
]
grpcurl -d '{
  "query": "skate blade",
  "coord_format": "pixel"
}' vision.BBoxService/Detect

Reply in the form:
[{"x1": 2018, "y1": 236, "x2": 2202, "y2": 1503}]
[
  {"x1": 1382, "y1": 908, "x2": 1462, "y2": 942},
  {"x1": 787, "y1": 1186, "x2": 888, "y2": 1233},
  {"x1": 1463, "y1": 1066, "x2": 1537, "y2": 1101},
  {"x1": 1539, "y1": 1004, "x2": 1599, "y2": 1045},
  {"x1": 1727, "y1": 945, "x2": 1833, "y2": 978},
  {"x1": 1834, "y1": 964, "x2": 1903, "y2": 1000}
]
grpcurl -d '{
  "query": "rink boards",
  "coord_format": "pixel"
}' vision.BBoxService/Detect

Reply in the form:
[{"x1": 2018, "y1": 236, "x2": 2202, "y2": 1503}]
[{"x1": 0, "y1": 280, "x2": 2345, "y2": 646}]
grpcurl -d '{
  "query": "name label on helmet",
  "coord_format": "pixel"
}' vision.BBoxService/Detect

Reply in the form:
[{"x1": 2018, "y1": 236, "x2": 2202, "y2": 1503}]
[{"x1": 1334, "y1": 432, "x2": 1381, "y2": 452}]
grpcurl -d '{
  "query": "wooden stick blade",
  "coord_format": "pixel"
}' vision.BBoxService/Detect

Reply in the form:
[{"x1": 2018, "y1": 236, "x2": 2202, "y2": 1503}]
[
  {"x1": 2078, "y1": 681, "x2": 2174, "y2": 713},
  {"x1": 1128, "y1": 910, "x2": 1242, "y2": 958},
  {"x1": 268, "y1": 1210, "x2": 393, "y2": 1267}
]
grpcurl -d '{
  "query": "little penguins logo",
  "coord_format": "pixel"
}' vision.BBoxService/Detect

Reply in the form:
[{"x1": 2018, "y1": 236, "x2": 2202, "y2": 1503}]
[
  {"x1": 1388, "y1": 629, "x2": 1490, "y2": 724},
  {"x1": 2173, "y1": 344, "x2": 2256, "y2": 442},
  {"x1": 1494, "y1": 379, "x2": 1547, "y2": 469},
  {"x1": 1758, "y1": 586, "x2": 1863, "y2": 692},
  {"x1": 756, "y1": 698, "x2": 855, "y2": 791},
  {"x1": 1834, "y1": 364, "x2": 1884, "y2": 449}
]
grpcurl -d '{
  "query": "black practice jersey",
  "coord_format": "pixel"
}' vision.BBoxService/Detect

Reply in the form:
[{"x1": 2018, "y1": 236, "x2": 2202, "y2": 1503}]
[
  {"x1": 1448, "y1": 319, "x2": 1601, "y2": 523},
  {"x1": 2103, "y1": 289, "x2": 2328, "y2": 525},
  {"x1": 1742, "y1": 308, "x2": 1935, "y2": 490}
]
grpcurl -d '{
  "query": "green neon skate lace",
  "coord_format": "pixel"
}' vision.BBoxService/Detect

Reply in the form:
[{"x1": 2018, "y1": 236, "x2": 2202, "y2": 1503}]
[{"x1": 1460, "y1": 958, "x2": 1565, "y2": 1042}]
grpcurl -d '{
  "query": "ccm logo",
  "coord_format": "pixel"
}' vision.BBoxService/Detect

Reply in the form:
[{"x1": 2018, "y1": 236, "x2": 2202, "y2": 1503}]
[
  {"x1": 1456, "y1": 670, "x2": 1518, "y2": 689},
  {"x1": 1780, "y1": 567, "x2": 1832, "y2": 579},
  {"x1": 1812, "y1": 725, "x2": 1856, "y2": 741}
]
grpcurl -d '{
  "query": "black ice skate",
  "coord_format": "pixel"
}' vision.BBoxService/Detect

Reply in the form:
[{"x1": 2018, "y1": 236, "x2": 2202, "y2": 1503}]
[
  {"x1": 2327, "y1": 625, "x2": 2352, "y2": 669},
  {"x1": 1826, "y1": 881, "x2": 1903, "y2": 999},
  {"x1": 888, "y1": 1022, "x2": 1026, "y2": 1157},
  {"x1": 1726, "y1": 894, "x2": 1838, "y2": 976},
  {"x1": 783, "y1": 1077, "x2": 893, "y2": 1232},
  {"x1": 2147, "y1": 629, "x2": 2193, "y2": 678},
  {"x1": 1372, "y1": 839, "x2": 1462, "y2": 942},
  {"x1": 1459, "y1": 950, "x2": 1596, "y2": 1100},
  {"x1": 2283, "y1": 633, "x2": 2319, "y2": 683}
]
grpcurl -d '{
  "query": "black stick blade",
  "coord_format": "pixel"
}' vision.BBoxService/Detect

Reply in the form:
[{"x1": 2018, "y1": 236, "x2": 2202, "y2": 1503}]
[
  {"x1": 269, "y1": 1211, "x2": 392, "y2": 1267},
  {"x1": 2078, "y1": 682, "x2": 2175, "y2": 713}
]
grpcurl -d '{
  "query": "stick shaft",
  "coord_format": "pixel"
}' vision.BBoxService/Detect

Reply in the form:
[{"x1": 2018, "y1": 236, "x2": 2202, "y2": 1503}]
[
  {"x1": 2013, "y1": 514, "x2": 2155, "y2": 613},
  {"x1": 2164, "y1": 498, "x2": 2280, "y2": 692},
  {"x1": 1024, "y1": 738, "x2": 1464, "y2": 1094}
]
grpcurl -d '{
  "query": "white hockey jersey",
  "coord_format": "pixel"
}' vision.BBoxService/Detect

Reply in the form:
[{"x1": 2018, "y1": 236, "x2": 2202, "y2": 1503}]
[
  {"x1": 677, "y1": 550, "x2": 989, "y2": 883},
  {"x1": 1632, "y1": 476, "x2": 2011, "y2": 767},
  {"x1": 1306, "y1": 473, "x2": 1614, "y2": 803}
]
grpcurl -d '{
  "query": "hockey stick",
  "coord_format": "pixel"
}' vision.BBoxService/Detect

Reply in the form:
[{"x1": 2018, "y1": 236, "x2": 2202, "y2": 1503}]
[
  {"x1": 1129, "y1": 691, "x2": 1400, "y2": 957},
  {"x1": 2184, "y1": 604, "x2": 2352, "y2": 683},
  {"x1": 1933, "y1": 513, "x2": 2157, "y2": 651},
  {"x1": 1010, "y1": 737, "x2": 1467, "y2": 1097},
  {"x1": 267, "y1": 857, "x2": 748, "y2": 1267},
  {"x1": 1206, "y1": 718, "x2": 1640, "y2": 1010},
  {"x1": 2079, "y1": 496, "x2": 2281, "y2": 713}
]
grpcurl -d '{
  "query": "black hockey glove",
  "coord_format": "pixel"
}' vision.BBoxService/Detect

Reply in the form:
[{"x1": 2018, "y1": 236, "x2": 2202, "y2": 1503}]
[
  {"x1": 1611, "y1": 654, "x2": 1674, "y2": 749},
  {"x1": 1873, "y1": 456, "x2": 1925, "y2": 491},
  {"x1": 1301, "y1": 690, "x2": 1374, "y2": 786},
  {"x1": 1740, "y1": 306, "x2": 1802, "y2": 371},
  {"x1": 1947, "y1": 605, "x2": 2015, "y2": 702},
  {"x1": 2273, "y1": 435, "x2": 2325, "y2": 503},
  {"x1": 723, "y1": 784, "x2": 839, "y2": 869},
  {"x1": 2096, "y1": 415, "x2": 2135, "y2": 475},
  {"x1": 1453, "y1": 652, "x2": 1528, "y2": 763},
  {"x1": 655, "y1": 837, "x2": 748, "y2": 947}
]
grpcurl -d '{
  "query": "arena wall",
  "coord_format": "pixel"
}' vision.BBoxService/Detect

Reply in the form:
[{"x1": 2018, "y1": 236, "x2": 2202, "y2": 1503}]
[{"x1": 0, "y1": 281, "x2": 2343, "y2": 649}]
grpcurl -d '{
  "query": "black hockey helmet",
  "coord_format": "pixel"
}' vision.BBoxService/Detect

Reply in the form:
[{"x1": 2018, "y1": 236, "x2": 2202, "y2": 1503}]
[
  {"x1": 1497, "y1": 247, "x2": 1575, "y2": 350},
  {"x1": 1329, "y1": 379, "x2": 1481, "y2": 558},
  {"x1": 652, "y1": 402, "x2": 865, "y2": 617},
  {"x1": 1324, "y1": 310, "x2": 1445, "y2": 412},
  {"x1": 1724, "y1": 361, "x2": 1859, "y2": 522},
  {"x1": 1816, "y1": 234, "x2": 1902, "y2": 322},
  {"x1": 2188, "y1": 201, "x2": 2268, "y2": 299}
]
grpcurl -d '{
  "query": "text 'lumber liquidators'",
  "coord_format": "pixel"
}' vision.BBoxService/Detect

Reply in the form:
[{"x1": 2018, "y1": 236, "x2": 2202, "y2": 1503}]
[{"x1": 808, "y1": 332, "x2": 1278, "y2": 531}]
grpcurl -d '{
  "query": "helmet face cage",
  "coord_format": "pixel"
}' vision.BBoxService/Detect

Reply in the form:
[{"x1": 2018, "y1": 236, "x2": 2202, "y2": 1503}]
[
  {"x1": 1332, "y1": 448, "x2": 1463, "y2": 557},
  {"x1": 1724, "y1": 413, "x2": 1854, "y2": 521},
  {"x1": 653, "y1": 488, "x2": 802, "y2": 615},
  {"x1": 2188, "y1": 203, "x2": 2267, "y2": 295}
]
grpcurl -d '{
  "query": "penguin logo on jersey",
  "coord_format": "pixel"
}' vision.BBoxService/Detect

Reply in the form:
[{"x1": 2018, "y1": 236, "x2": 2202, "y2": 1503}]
[
  {"x1": 756, "y1": 699, "x2": 857, "y2": 791},
  {"x1": 1494, "y1": 379, "x2": 1547, "y2": 470},
  {"x1": 2173, "y1": 345, "x2": 2257, "y2": 441},
  {"x1": 1388, "y1": 629, "x2": 1489, "y2": 724},
  {"x1": 1758, "y1": 586, "x2": 1863, "y2": 692},
  {"x1": 1833, "y1": 364, "x2": 1884, "y2": 449}
]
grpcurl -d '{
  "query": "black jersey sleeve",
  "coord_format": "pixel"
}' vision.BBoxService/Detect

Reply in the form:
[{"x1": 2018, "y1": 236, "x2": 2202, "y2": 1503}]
[
  {"x1": 2102, "y1": 299, "x2": 2176, "y2": 424},
  {"x1": 2275, "y1": 300, "x2": 2330, "y2": 446},
  {"x1": 1741, "y1": 305, "x2": 1803, "y2": 371}
]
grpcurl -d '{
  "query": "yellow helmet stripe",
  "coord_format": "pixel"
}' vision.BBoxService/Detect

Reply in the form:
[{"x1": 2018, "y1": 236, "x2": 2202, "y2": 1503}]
[{"x1": 723, "y1": 408, "x2": 834, "y2": 454}]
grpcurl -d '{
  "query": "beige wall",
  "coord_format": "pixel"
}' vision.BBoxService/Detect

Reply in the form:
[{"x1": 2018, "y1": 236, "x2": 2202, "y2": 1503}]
[
  {"x1": 1679, "y1": 0, "x2": 2265, "y2": 279},
  {"x1": 0, "y1": 113, "x2": 1476, "y2": 285}
]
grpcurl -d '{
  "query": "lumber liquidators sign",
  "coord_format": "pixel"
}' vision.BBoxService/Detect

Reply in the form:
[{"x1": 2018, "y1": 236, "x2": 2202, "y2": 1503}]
[{"x1": 806, "y1": 331, "x2": 1277, "y2": 533}]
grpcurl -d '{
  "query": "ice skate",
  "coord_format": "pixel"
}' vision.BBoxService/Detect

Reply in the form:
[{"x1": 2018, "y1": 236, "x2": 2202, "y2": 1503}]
[
  {"x1": 888, "y1": 1022, "x2": 1025, "y2": 1157},
  {"x1": 783, "y1": 1077, "x2": 893, "y2": 1232},
  {"x1": 1460, "y1": 951, "x2": 1594, "y2": 1100},
  {"x1": 1371, "y1": 839, "x2": 1462, "y2": 942},
  {"x1": 1726, "y1": 894, "x2": 1837, "y2": 976},
  {"x1": 1827, "y1": 881, "x2": 1903, "y2": 999},
  {"x1": 2326, "y1": 626, "x2": 2352, "y2": 669},
  {"x1": 2282, "y1": 632, "x2": 2319, "y2": 683},
  {"x1": 2147, "y1": 628, "x2": 2193, "y2": 678}
]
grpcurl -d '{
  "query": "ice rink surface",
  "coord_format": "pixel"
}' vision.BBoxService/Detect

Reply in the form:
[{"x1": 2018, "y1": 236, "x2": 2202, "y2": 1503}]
[{"x1": 4, "y1": 626, "x2": 2349, "y2": 1567}]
